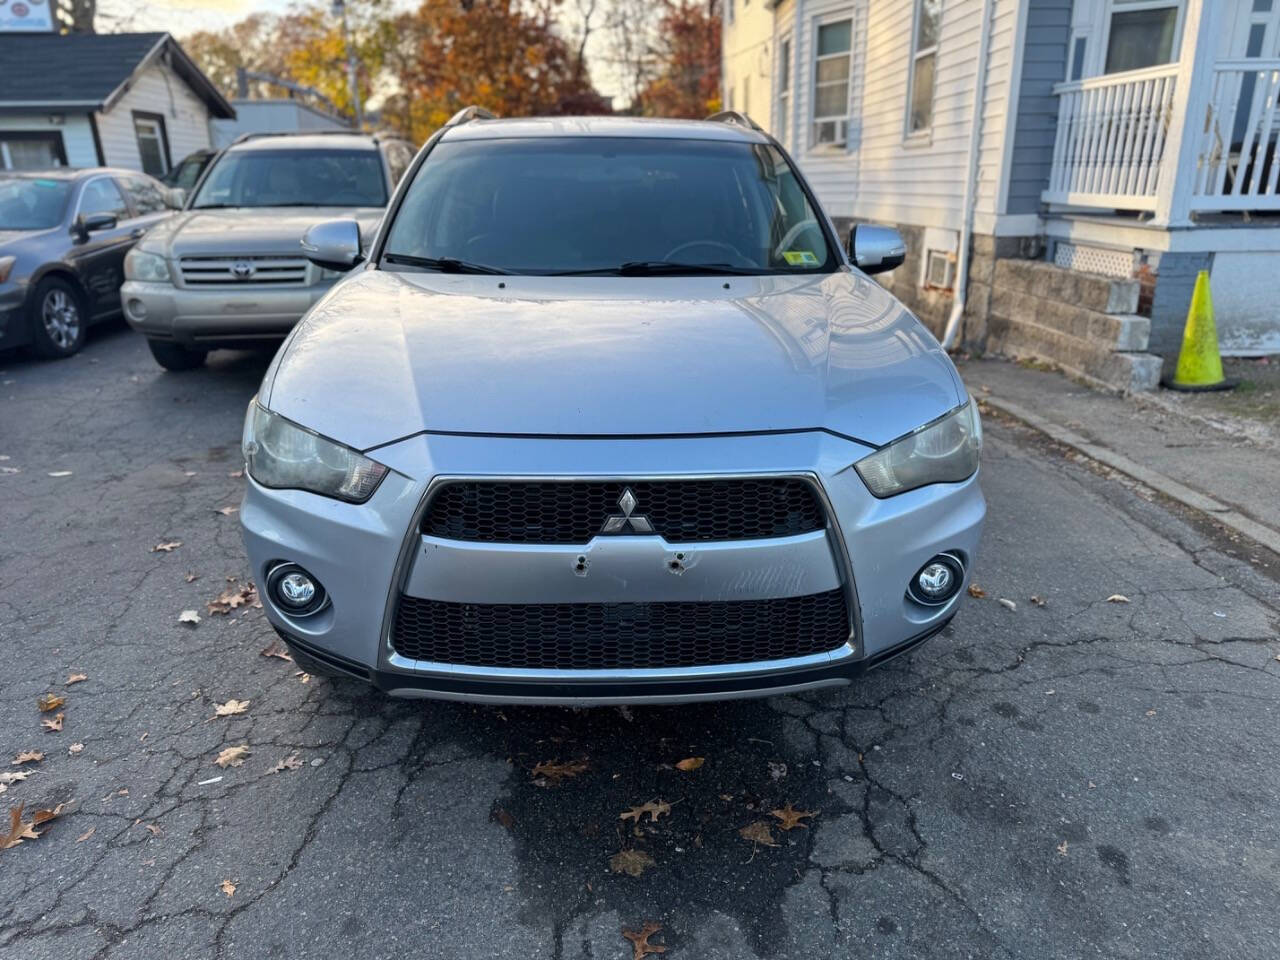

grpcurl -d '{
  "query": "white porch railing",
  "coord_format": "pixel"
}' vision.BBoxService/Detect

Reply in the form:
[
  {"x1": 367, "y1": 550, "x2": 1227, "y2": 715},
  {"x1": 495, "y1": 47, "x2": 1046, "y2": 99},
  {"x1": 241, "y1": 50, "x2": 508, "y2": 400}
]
[
  {"x1": 1191, "y1": 59, "x2": 1280, "y2": 210},
  {"x1": 1043, "y1": 64, "x2": 1179, "y2": 212}
]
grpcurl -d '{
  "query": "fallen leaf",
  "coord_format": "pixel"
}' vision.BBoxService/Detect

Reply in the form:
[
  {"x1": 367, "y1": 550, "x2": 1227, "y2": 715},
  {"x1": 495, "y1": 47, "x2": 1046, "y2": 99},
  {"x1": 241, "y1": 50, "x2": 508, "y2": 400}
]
[
  {"x1": 998, "y1": 598, "x2": 1017, "y2": 611},
  {"x1": 767, "y1": 760, "x2": 787, "y2": 781},
  {"x1": 184, "y1": 572, "x2": 200, "y2": 584},
  {"x1": 42, "y1": 713, "x2": 64, "y2": 733},
  {"x1": 269, "y1": 754, "x2": 303, "y2": 774},
  {"x1": 531, "y1": 759, "x2": 588, "y2": 784},
  {"x1": 739, "y1": 820, "x2": 779, "y2": 848},
  {"x1": 36, "y1": 693, "x2": 65, "y2": 712},
  {"x1": 1057, "y1": 840, "x2": 1069, "y2": 856},
  {"x1": 1145, "y1": 709, "x2": 1157, "y2": 717},
  {"x1": 12, "y1": 751, "x2": 43, "y2": 766},
  {"x1": 675, "y1": 757, "x2": 705, "y2": 772},
  {"x1": 770, "y1": 803, "x2": 817, "y2": 831},
  {"x1": 47, "y1": 470, "x2": 73, "y2": 478},
  {"x1": 610, "y1": 849, "x2": 656, "y2": 877},
  {"x1": 620, "y1": 800, "x2": 672, "y2": 824},
  {"x1": 1030, "y1": 595, "x2": 1047, "y2": 606},
  {"x1": 967, "y1": 584, "x2": 987, "y2": 598},
  {"x1": 0, "y1": 771, "x2": 31, "y2": 786},
  {"x1": 259, "y1": 643, "x2": 293, "y2": 662},
  {"x1": 216, "y1": 506, "x2": 238, "y2": 517},
  {"x1": 151, "y1": 541, "x2": 182, "y2": 553},
  {"x1": 228, "y1": 469, "x2": 244, "y2": 478},
  {"x1": 68, "y1": 743, "x2": 84, "y2": 755},
  {"x1": 77, "y1": 826, "x2": 96, "y2": 843},
  {"x1": 214, "y1": 745, "x2": 250, "y2": 768},
  {"x1": 178, "y1": 609, "x2": 201, "y2": 625},
  {"x1": 65, "y1": 673, "x2": 87, "y2": 686},
  {"x1": 490, "y1": 805, "x2": 515, "y2": 830},
  {"x1": 1, "y1": 805, "x2": 42, "y2": 849},
  {"x1": 207, "y1": 583, "x2": 257, "y2": 615},
  {"x1": 211, "y1": 698, "x2": 250, "y2": 719},
  {"x1": 30, "y1": 802, "x2": 67, "y2": 828},
  {"x1": 220, "y1": 879, "x2": 236, "y2": 897},
  {"x1": 1106, "y1": 594, "x2": 1130, "y2": 604},
  {"x1": 297, "y1": 672, "x2": 311, "y2": 684},
  {"x1": 622, "y1": 922, "x2": 666, "y2": 959}
]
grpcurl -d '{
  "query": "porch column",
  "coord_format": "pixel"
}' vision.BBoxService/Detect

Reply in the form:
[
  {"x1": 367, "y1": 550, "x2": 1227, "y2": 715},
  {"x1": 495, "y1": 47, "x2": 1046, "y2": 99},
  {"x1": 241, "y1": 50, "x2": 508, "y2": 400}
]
[{"x1": 1152, "y1": 0, "x2": 1224, "y2": 226}]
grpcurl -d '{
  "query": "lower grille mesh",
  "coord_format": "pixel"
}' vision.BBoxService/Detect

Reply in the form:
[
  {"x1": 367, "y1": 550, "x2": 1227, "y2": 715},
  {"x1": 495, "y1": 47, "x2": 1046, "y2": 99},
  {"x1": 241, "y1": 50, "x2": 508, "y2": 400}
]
[{"x1": 391, "y1": 589, "x2": 850, "y2": 670}]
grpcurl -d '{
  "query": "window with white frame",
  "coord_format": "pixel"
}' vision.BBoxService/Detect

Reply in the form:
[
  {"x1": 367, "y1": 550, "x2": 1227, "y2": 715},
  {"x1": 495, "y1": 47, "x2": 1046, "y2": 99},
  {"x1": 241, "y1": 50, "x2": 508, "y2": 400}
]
[
  {"x1": 812, "y1": 19, "x2": 852, "y2": 147},
  {"x1": 907, "y1": 0, "x2": 941, "y2": 135},
  {"x1": 777, "y1": 35, "x2": 792, "y2": 145},
  {"x1": 1104, "y1": 0, "x2": 1182, "y2": 74}
]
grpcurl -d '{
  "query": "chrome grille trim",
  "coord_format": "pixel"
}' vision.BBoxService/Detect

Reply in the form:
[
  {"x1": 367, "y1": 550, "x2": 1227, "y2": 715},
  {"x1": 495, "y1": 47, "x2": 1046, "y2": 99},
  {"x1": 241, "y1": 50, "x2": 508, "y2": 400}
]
[{"x1": 178, "y1": 255, "x2": 310, "y2": 287}]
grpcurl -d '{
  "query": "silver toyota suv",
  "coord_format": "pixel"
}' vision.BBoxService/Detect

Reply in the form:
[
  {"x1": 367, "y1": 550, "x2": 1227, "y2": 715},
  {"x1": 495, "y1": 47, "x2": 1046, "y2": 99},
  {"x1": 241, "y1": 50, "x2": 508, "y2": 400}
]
[
  {"x1": 121, "y1": 131, "x2": 415, "y2": 371},
  {"x1": 239, "y1": 111, "x2": 985, "y2": 705}
]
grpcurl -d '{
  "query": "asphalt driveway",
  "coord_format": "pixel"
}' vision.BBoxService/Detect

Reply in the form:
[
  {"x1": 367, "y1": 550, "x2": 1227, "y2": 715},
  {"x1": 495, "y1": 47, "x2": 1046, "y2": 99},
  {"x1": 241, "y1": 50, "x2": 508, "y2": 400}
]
[{"x1": 1, "y1": 324, "x2": 1278, "y2": 959}]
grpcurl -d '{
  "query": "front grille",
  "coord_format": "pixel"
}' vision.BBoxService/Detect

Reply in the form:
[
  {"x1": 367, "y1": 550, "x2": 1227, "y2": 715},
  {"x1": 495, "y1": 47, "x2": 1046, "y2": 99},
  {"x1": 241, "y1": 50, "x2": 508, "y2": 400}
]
[
  {"x1": 179, "y1": 256, "x2": 309, "y2": 286},
  {"x1": 422, "y1": 479, "x2": 826, "y2": 544},
  {"x1": 390, "y1": 589, "x2": 850, "y2": 670}
]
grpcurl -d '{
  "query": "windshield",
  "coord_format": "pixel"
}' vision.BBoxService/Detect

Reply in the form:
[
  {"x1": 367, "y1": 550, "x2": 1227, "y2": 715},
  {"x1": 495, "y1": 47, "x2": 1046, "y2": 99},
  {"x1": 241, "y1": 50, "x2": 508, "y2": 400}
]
[
  {"x1": 191, "y1": 148, "x2": 386, "y2": 209},
  {"x1": 383, "y1": 137, "x2": 836, "y2": 275},
  {"x1": 0, "y1": 177, "x2": 71, "y2": 230}
]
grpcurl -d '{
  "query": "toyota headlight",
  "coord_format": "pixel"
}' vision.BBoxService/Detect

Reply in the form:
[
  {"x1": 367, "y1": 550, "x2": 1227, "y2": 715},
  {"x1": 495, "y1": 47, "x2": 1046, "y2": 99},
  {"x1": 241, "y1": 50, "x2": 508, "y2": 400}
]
[
  {"x1": 241, "y1": 401, "x2": 388, "y2": 503},
  {"x1": 124, "y1": 248, "x2": 170, "y2": 283},
  {"x1": 855, "y1": 402, "x2": 982, "y2": 498}
]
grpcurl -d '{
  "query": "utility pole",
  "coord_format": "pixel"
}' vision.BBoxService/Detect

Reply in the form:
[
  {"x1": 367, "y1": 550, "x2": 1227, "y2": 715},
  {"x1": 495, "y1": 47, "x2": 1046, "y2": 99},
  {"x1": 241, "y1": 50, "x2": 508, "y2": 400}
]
[{"x1": 331, "y1": 0, "x2": 364, "y2": 130}]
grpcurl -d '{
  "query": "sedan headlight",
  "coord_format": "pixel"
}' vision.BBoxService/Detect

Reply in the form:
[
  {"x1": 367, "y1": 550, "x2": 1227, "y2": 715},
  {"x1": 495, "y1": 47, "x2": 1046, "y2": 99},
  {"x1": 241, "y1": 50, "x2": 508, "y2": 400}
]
[
  {"x1": 123, "y1": 249, "x2": 170, "y2": 283},
  {"x1": 241, "y1": 401, "x2": 388, "y2": 503},
  {"x1": 855, "y1": 401, "x2": 982, "y2": 498}
]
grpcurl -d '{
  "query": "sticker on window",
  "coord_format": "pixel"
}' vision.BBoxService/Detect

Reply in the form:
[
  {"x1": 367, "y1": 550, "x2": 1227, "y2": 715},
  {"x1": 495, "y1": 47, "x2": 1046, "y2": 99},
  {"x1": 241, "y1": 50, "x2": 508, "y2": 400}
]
[{"x1": 783, "y1": 250, "x2": 819, "y2": 266}]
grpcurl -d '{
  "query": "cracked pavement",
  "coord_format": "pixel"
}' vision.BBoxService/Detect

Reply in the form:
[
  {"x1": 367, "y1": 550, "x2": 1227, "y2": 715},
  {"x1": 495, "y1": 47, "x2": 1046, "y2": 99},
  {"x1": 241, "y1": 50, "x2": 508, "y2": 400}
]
[{"x1": 2, "y1": 323, "x2": 1279, "y2": 960}]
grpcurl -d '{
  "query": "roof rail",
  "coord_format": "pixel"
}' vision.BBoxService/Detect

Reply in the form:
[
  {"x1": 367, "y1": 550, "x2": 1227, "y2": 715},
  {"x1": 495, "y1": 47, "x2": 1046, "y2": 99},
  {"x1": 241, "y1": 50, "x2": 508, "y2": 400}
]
[
  {"x1": 446, "y1": 105, "x2": 499, "y2": 127},
  {"x1": 229, "y1": 129, "x2": 373, "y2": 146},
  {"x1": 705, "y1": 110, "x2": 764, "y2": 132}
]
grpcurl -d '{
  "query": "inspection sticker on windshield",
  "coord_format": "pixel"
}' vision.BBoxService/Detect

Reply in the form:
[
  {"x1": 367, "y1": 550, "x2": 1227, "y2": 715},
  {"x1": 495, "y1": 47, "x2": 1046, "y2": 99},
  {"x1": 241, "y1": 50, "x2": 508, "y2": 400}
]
[{"x1": 783, "y1": 250, "x2": 819, "y2": 266}]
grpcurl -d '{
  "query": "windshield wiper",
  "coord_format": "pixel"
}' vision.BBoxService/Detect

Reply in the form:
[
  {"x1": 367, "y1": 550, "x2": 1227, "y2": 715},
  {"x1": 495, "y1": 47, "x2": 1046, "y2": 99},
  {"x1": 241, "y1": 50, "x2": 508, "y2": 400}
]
[
  {"x1": 551, "y1": 261, "x2": 759, "y2": 277},
  {"x1": 383, "y1": 252, "x2": 509, "y2": 275}
]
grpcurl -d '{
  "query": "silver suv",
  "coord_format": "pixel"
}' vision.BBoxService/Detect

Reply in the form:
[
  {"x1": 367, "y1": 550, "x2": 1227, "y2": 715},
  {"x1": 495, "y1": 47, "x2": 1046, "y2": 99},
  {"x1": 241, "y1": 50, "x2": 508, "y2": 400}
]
[{"x1": 121, "y1": 131, "x2": 414, "y2": 371}]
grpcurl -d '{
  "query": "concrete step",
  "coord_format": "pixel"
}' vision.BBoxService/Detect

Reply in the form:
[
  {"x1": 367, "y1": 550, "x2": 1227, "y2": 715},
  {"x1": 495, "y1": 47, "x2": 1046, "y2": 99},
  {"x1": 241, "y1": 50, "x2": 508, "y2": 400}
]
[
  {"x1": 993, "y1": 259, "x2": 1140, "y2": 316},
  {"x1": 987, "y1": 313, "x2": 1162, "y2": 393},
  {"x1": 990, "y1": 286, "x2": 1151, "y2": 351}
]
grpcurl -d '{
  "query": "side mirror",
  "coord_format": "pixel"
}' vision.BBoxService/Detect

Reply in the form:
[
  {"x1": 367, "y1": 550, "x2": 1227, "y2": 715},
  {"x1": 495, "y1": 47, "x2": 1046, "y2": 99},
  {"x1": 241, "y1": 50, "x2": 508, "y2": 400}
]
[
  {"x1": 301, "y1": 218, "x2": 364, "y2": 272},
  {"x1": 848, "y1": 224, "x2": 906, "y2": 275},
  {"x1": 165, "y1": 187, "x2": 186, "y2": 210},
  {"x1": 73, "y1": 212, "x2": 117, "y2": 241}
]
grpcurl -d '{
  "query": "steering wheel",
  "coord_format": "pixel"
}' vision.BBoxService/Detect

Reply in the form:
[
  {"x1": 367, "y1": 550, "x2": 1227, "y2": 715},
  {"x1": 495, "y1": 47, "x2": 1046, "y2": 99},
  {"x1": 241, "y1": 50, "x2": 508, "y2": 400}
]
[
  {"x1": 772, "y1": 218, "x2": 821, "y2": 260},
  {"x1": 662, "y1": 239, "x2": 750, "y2": 265}
]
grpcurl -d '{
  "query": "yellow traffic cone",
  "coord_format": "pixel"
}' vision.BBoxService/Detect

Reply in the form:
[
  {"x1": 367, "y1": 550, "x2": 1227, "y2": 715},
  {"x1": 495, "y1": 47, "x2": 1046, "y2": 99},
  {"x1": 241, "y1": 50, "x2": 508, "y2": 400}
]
[{"x1": 1166, "y1": 270, "x2": 1234, "y2": 392}]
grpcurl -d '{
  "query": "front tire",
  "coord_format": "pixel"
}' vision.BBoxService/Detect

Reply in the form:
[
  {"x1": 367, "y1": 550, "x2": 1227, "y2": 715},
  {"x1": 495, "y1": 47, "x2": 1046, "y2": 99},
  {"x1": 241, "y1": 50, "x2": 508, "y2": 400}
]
[
  {"x1": 147, "y1": 338, "x2": 207, "y2": 371},
  {"x1": 28, "y1": 277, "x2": 87, "y2": 359}
]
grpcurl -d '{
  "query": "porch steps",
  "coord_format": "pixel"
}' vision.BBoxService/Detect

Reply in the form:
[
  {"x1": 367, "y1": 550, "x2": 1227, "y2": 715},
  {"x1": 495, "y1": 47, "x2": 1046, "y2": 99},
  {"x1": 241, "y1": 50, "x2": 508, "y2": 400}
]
[{"x1": 985, "y1": 260, "x2": 1162, "y2": 393}]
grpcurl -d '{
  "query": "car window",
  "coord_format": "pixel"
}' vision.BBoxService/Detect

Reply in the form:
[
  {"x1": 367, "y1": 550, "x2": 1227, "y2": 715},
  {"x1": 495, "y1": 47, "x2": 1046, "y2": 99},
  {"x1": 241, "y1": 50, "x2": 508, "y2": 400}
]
[
  {"x1": 79, "y1": 178, "x2": 128, "y2": 220},
  {"x1": 169, "y1": 154, "x2": 210, "y2": 191},
  {"x1": 123, "y1": 175, "x2": 167, "y2": 215},
  {"x1": 191, "y1": 148, "x2": 387, "y2": 208},
  {"x1": 383, "y1": 137, "x2": 835, "y2": 275},
  {"x1": 0, "y1": 176, "x2": 71, "y2": 230}
]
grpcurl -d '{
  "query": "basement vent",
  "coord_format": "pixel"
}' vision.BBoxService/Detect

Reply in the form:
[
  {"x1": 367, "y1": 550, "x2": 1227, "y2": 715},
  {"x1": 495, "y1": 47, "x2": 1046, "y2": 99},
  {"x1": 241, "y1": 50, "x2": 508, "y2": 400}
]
[
  {"x1": 1052, "y1": 242, "x2": 1135, "y2": 280},
  {"x1": 924, "y1": 250, "x2": 956, "y2": 291}
]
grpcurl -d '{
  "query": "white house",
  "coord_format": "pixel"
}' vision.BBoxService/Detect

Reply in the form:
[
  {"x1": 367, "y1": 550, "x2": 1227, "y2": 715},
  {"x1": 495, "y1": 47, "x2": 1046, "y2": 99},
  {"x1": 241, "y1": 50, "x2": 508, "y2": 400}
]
[
  {"x1": 725, "y1": 0, "x2": 1280, "y2": 389},
  {"x1": 0, "y1": 32, "x2": 234, "y2": 179}
]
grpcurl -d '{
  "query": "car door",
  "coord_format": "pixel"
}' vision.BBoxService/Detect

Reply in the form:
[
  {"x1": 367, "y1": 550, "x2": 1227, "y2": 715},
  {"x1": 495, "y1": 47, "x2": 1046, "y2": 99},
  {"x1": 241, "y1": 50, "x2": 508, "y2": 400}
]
[{"x1": 69, "y1": 177, "x2": 134, "y2": 318}]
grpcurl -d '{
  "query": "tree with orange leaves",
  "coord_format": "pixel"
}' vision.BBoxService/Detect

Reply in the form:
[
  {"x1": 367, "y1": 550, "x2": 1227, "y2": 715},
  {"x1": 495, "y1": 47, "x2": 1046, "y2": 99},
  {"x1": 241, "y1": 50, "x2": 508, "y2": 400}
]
[{"x1": 634, "y1": 0, "x2": 722, "y2": 119}]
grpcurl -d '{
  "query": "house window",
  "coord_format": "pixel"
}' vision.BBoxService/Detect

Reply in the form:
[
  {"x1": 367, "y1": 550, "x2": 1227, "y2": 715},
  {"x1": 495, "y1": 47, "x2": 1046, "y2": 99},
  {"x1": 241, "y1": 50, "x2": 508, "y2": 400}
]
[
  {"x1": 908, "y1": 0, "x2": 941, "y2": 135},
  {"x1": 812, "y1": 19, "x2": 852, "y2": 147},
  {"x1": 1105, "y1": 1, "x2": 1181, "y2": 74},
  {"x1": 132, "y1": 112, "x2": 170, "y2": 178},
  {"x1": 777, "y1": 35, "x2": 792, "y2": 145},
  {"x1": 0, "y1": 132, "x2": 67, "y2": 171}
]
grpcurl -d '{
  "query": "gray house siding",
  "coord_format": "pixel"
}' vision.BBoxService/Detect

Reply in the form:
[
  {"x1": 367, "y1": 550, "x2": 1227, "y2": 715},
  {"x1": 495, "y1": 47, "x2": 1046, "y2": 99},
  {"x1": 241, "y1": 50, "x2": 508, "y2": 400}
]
[{"x1": 1006, "y1": 0, "x2": 1073, "y2": 215}]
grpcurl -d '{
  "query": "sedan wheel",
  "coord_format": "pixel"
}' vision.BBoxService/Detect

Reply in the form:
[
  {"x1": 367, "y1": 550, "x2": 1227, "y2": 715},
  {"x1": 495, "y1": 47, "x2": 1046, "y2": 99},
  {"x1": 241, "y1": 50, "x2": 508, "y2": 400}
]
[
  {"x1": 42, "y1": 288, "x2": 81, "y2": 350},
  {"x1": 27, "y1": 277, "x2": 88, "y2": 359}
]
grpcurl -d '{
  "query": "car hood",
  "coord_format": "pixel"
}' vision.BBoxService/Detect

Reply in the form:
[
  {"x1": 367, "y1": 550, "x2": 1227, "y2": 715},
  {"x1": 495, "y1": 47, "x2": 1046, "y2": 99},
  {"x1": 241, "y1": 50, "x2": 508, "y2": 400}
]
[
  {"x1": 145, "y1": 207, "x2": 383, "y2": 257},
  {"x1": 264, "y1": 269, "x2": 966, "y2": 451}
]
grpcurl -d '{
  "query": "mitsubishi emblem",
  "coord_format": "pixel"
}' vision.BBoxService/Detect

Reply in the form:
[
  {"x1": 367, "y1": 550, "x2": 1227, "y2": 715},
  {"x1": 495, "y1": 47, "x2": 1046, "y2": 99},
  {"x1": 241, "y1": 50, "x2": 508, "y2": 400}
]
[{"x1": 601, "y1": 487, "x2": 654, "y2": 534}]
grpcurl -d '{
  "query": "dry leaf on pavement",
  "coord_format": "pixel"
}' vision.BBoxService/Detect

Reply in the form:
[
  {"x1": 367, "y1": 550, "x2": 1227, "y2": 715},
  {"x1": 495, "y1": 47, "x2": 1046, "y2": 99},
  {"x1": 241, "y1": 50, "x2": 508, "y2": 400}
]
[
  {"x1": 610, "y1": 849, "x2": 656, "y2": 877},
  {"x1": 1030, "y1": 595, "x2": 1047, "y2": 607},
  {"x1": 47, "y1": 471, "x2": 73, "y2": 478},
  {"x1": 184, "y1": 572, "x2": 199, "y2": 583},
  {"x1": 998, "y1": 598, "x2": 1017, "y2": 611},
  {"x1": 269, "y1": 754, "x2": 303, "y2": 774},
  {"x1": 531, "y1": 759, "x2": 588, "y2": 784},
  {"x1": 675, "y1": 757, "x2": 705, "y2": 771},
  {"x1": 208, "y1": 583, "x2": 258, "y2": 615},
  {"x1": 41, "y1": 713, "x2": 64, "y2": 733},
  {"x1": 1057, "y1": 840, "x2": 1069, "y2": 856},
  {"x1": 36, "y1": 693, "x2": 65, "y2": 712},
  {"x1": 0, "y1": 772, "x2": 30, "y2": 786},
  {"x1": 216, "y1": 506, "x2": 238, "y2": 517},
  {"x1": 211, "y1": 699, "x2": 250, "y2": 719},
  {"x1": 739, "y1": 820, "x2": 779, "y2": 848},
  {"x1": 1106, "y1": 594, "x2": 1130, "y2": 604},
  {"x1": 220, "y1": 879, "x2": 236, "y2": 897},
  {"x1": 77, "y1": 826, "x2": 96, "y2": 843},
  {"x1": 151, "y1": 541, "x2": 182, "y2": 553},
  {"x1": 967, "y1": 584, "x2": 986, "y2": 598},
  {"x1": 770, "y1": 803, "x2": 817, "y2": 831},
  {"x1": 259, "y1": 643, "x2": 293, "y2": 662},
  {"x1": 1, "y1": 805, "x2": 41, "y2": 850},
  {"x1": 214, "y1": 745, "x2": 250, "y2": 768},
  {"x1": 229, "y1": 469, "x2": 244, "y2": 478},
  {"x1": 620, "y1": 800, "x2": 672, "y2": 824},
  {"x1": 65, "y1": 673, "x2": 87, "y2": 685},
  {"x1": 178, "y1": 609, "x2": 201, "y2": 625},
  {"x1": 12, "y1": 751, "x2": 43, "y2": 766},
  {"x1": 68, "y1": 743, "x2": 84, "y2": 755},
  {"x1": 621, "y1": 922, "x2": 666, "y2": 959}
]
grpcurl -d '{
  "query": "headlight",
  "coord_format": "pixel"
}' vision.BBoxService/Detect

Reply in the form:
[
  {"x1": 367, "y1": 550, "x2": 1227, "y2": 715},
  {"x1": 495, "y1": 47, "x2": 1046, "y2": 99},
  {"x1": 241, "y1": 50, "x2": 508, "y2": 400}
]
[
  {"x1": 0, "y1": 256, "x2": 15, "y2": 285},
  {"x1": 854, "y1": 401, "x2": 982, "y2": 498},
  {"x1": 124, "y1": 249, "x2": 170, "y2": 283},
  {"x1": 241, "y1": 401, "x2": 388, "y2": 503}
]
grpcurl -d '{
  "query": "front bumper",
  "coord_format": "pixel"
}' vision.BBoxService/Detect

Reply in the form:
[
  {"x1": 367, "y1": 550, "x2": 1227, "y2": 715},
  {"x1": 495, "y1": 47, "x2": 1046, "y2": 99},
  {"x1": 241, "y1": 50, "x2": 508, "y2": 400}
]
[
  {"x1": 121, "y1": 279, "x2": 335, "y2": 346},
  {"x1": 240, "y1": 431, "x2": 985, "y2": 704},
  {"x1": 0, "y1": 283, "x2": 29, "y2": 351}
]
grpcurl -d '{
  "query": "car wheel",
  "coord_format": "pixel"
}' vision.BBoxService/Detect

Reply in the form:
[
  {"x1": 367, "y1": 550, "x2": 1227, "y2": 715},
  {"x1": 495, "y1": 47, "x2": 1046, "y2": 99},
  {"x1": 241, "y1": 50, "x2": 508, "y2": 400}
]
[
  {"x1": 147, "y1": 338, "x2": 208, "y2": 371},
  {"x1": 28, "y1": 277, "x2": 87, "y2": 359}
]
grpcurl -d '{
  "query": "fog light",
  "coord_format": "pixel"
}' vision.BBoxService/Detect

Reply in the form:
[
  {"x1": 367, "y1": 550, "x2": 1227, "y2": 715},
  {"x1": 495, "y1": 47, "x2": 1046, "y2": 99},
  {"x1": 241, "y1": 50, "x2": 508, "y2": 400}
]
[
  {"x1": 128, "y1": 298, "x2": 146, "y2": 318},
  {"x1": 907, "y1": 553, "x2": 964, "y2": 606},
  {"x1": 266, "y1": 562, "x2": 327, "y2": 617}
]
